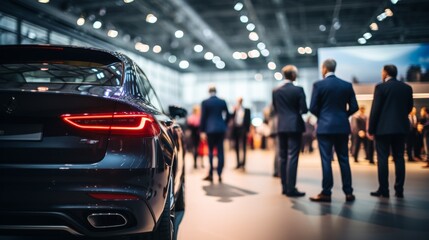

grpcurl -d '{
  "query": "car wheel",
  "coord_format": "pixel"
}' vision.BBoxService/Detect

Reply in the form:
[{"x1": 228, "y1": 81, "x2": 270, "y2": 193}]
[
  {"x1": 175, "y1": 182, "x2": 185, "y2": 211},
  {"x1": 151, "y1": 177, "x2": 175, "y2": 240}
]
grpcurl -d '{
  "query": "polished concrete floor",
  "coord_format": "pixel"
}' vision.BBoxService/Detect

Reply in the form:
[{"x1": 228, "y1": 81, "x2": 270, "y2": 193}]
[{"x1": 178, "y1": 148, "x2": 429, "y2": 240}]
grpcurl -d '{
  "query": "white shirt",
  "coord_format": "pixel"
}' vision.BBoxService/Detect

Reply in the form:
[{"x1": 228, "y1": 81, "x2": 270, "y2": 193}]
[
  {"x1": 324, "y1": 72, "x2": 335, "y2": 78},
  {"x1": 235, "y1": 106, "x2": 245, "y2": 126}
]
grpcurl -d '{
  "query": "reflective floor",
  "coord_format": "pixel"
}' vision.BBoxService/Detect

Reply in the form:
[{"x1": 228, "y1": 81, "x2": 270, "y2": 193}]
[{"x1": 178, "y1": 148, "x2": 429, "y2": 240}]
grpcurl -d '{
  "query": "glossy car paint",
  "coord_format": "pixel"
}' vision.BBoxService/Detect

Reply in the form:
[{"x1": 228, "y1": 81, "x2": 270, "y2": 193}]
[{"x1": 0, "y1": 45, "x2": 185, "y2": 238}]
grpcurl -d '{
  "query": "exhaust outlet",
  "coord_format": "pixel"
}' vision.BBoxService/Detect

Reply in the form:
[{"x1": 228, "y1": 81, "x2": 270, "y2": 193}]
[{"x1": 87, "y1": 213, "x2": 127, "y2": 229}]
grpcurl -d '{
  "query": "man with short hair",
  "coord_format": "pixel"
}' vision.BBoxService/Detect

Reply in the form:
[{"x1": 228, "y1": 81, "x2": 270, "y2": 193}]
[
  {"x1": 272, "y1": 65, "x2": 308, "y2": 197},
  {"x1": 200, "y1": 85, "x2": 230, "y2": 183},
  {"x1": 368, "y1": 64, "x2": 413, "y2": 198},
  {"x1": 309, "y1": 59, "x2": 359, "y2": 202},
  {"x1": 231, "y1": 97, "x2": 251, "y2": 170}
]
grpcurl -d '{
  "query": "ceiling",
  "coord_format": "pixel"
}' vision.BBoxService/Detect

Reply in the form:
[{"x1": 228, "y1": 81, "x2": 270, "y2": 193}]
[{"x1": 2, "y1": 0, "x2": 429, "y2": 73}]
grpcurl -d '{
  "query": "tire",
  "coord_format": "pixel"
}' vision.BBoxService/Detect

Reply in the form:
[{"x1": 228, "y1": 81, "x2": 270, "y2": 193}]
[
  {"x1": 151, "y1": 178, "x2": 175, "y2": 240},
  {"x1": 175, "y1": 182, "x2": 185, "y2": 211}
]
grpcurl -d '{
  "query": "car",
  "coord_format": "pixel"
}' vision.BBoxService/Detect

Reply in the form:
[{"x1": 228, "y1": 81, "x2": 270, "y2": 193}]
[{"x1": 0, "y1": 45, "x2": 186, "y2": 240}]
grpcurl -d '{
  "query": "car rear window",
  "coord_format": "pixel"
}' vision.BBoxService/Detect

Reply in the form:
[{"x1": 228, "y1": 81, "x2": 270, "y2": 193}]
[{"x1": 0, "y1": 61, "x2": 123, "y2": 86}]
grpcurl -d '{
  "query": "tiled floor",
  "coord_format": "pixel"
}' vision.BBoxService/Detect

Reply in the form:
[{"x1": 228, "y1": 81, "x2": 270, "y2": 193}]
[{"x1": 178, "y1": 148, "x2": 429, "y2": 240}]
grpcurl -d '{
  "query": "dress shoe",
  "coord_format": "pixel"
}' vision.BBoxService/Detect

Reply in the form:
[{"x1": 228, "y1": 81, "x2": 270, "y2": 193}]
[
  {"x1": 286, "y1": 190, "x2": 306, "y2": 197},
  {"x1": 309, "y1": 193, "x2": 331, "y2": 202},
  {"x1": 202, "y1": 175, "x2": 213, "y2": 182},
  {"x1": 370, "y1": 191, "x2": 389, "y2": 198},
  {"x1": 345, "y1": 194, "x2": 356, "y2": 202},
  {"x1": 395, "y1": 192, "x2": 404, "y2": 198},
  {"x1": 218, "y1": 176, "x2": 222, "y2": 183}
]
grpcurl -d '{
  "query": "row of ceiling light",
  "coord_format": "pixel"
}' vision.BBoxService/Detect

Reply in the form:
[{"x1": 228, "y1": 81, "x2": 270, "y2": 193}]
[
  {"x1": 233, "y1": 2, "x2": 282, "y2": 80},
  {"x1": 358, "y1": 0, "x2": 400, "y2": 45}
]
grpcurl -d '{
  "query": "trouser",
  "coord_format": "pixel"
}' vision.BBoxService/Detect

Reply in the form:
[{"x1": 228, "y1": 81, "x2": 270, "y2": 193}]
[
  {"x1": 317, "y1": 134, "x2": 353, "y2": 195},
  {"x1": 353, "y1": 134, "x2": 368, "y2": 161},
  {"x1": 233, "y1": 127, "x2": 247, "y2": 167},
  {"x1": 278, "y1": 133, "x2": 302, "y2": 193},
  {"x1": 406, "y1": 130, "x2": 416, "y2": 160},
  {"x1": 207, "y1": 133, "x2": 225, "y2": 177},
  {"x1": 375, "y1": 134, "x2": 406, "y2": 194}
]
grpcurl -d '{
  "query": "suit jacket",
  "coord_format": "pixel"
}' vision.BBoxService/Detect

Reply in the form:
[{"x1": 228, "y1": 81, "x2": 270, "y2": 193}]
[
  {"x1": 310, "y1": 75, "x2": 359, "y2": 134},
  {"x1": 232, "y1": 107, "x2": 251, "y2": 132},
  {"x1": 272, "y1": 82, "x2": 308, "y2": 133},
  {"x1": 368, "y1": 79, "x2": 413, "y2": 135},
  {"x1": 200, "y1": 95, "x2": 230, "y2": 134}
]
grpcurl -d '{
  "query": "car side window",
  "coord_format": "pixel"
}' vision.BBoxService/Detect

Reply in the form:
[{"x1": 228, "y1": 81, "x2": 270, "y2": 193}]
[{"x1": 135, "y1": 65, "x2": 164, "y2": 113}]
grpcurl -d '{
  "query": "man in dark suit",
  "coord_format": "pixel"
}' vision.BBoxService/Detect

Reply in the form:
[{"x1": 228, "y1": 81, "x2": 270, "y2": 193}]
[
  {"x1": 200, "y1": 85, "x2": 230, "y2": 183},
  {"x1": 309, "y1": 59, "x2": 359, "y2": 202},
  {"x1": 272, "y1": 65, "x2": 308, "y2": 197},
  {"x1": 368, "y1": 65, "x2": 413, "y2": 198},
  {"x1": 231, "y1": 97, "x2": 251, "y2": 170}
]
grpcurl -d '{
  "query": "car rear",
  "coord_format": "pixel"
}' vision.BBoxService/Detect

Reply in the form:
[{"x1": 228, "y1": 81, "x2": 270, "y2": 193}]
[{"x1": 0, "y1": 45, "x2": 167, "y2": 237}]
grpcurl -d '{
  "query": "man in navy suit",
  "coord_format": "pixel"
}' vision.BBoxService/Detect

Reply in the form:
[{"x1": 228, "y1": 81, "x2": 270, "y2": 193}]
[
  {"x1": 309, "y1": 59, "x2": 359, "y2": 202},
  {"x1": 272, "y1": 65, "x2": 308, "y2": 197},
  {"x1": 231, "y1": 97, "x2": 251, "y2": 170},
  {"x1": 368, "y1": 65, "x2": 413, "y2": 198},
  {"x1": 200, "y1": 85, "x2": 230, "y2": 183}
]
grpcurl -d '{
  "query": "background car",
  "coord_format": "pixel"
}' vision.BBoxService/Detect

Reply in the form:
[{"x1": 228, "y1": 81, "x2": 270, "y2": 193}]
[{"x1": 0, "y1": 45, "x2": 186, "y2": 240}]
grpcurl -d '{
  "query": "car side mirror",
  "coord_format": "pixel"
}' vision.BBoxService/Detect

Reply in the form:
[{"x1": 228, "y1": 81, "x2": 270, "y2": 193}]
[{"x1": 169, "y1": 105, "x2": 187, "y2": 119}]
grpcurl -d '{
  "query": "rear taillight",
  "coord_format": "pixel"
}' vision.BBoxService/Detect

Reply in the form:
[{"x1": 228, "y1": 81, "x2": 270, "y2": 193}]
[{"x1": 61, "y1": 112, "x2": 160, "y2": 137}]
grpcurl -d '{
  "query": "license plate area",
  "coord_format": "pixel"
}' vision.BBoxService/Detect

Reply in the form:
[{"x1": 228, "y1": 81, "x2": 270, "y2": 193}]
[{"x1": 0, "y1": 124, "x2": 43, "y2": 141}]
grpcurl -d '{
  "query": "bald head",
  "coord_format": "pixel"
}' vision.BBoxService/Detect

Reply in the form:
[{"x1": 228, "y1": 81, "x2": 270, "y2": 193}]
[{"x1": 282, "y1": 65, "x2": 298, "y2": 81}]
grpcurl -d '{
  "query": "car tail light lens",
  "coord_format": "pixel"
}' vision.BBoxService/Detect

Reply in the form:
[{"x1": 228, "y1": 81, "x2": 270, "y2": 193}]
[
  {"x1": 88, "y1": 192, "x2": 140, "y2": 201},
  {"x1": 61, "y1": 112, "x2": 160, "y2": 137}
]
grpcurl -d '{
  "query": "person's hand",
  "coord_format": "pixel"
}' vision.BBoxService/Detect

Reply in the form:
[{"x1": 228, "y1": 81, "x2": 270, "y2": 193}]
[
  {"x1": 367, "y1": 133, "x2": 374, "y2": 141},
  {"x1": 200, "y1": 132, "x2": 207, "y2": 141},
  {"x1": 417, "y1": 123, "x2": 424, "y2": 133},
  {"x1": 358, "y1": 130, "x2": 366, "y2": 138}
]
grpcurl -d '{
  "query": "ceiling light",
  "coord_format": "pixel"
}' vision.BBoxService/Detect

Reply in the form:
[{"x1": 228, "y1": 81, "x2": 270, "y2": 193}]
[
  {"x1": 248, "y1": 50, "x2": 260, "y2": 58},
  {"x1": 168, "y1": 55, "x2": 177, "y2": 63},
  {"x1": 249, "y1": 32, "x2": 259, "y2": 41},
  {"x1": 246, "y1": 23, "x2": 256, "y2": 31},
  {"x1": 358, "y1": 38, "x2": 367, "y2": 44},
  {"x1": 377, "y1": 12, "x2": 387, "y2": 21},
  {"x1": 107, "y1": 30, "x2": 118, "y2": 38},
  {"x1": 370, "y1": 22, "x2": 378, "y2": 31},
  {"x1": 38, "y1": 0, "x2": 49, "y2": 3},
  {"x1": 146, "y1": 14, "x2": 157, "y2": 23},
  {"x1": 255, "y1": 73, "x2": 263, "y2": 81},
  {"x1": 135, "y1": 42, "x2": 149, "y2": 52},
  {"x1": 268, "y1": 62, "x2": 276, "y2": 70},
  {"x1": 99, "y1": 8, "x2": 106, "y2": 16},
  {"x1": 153, "y1": 45, "x2": 162, "y2": 53},
  {"x1": 234, "y1": 2, "x2": 244, "y2": 11},
  {"x1": 363, "y1": 32, "x2": 372, "y2": 40},
  {"x1": 333, "y1": 21, "x2": 341, "y2": 30},
  {"x1": 93, "y1": 21, "x2": 102, "y2": 29},
  {"x1": 385, "y1": 8, "x2": 393, "y2": 17},
  {"x1": 212, "y1": 56, "x2": 221, "y2": 64},
  {"x1": 194, "y1": 44, "x2": 204, "y2": 52},
  {"x1": 216, "y1": 61, "x2": 226, "y2": 69},
  {"x1": 305, "y1": 47, "x2": 312, "y2": 54},
  {"x1": 76, "y1": 17, "x2": 85, "y2": 26},
  {"x1": 233, "y1": 52, "x2": 242, "y2": 59},
  {"x1": 175, "y1": 30, "x2": 184, "y2": 38},
  {"x1": 124, "y1": 0, "x2": 134, "y2": 3},
  {"x1": 179, "y1": 60, "x2": 189, "y2": 69},
  {"x1": 241, "y1": 52, "x2": 248, "y2": 59},
  {"x1": 260, "y1": 49, "x2": 269, "y2": 57},
  {"x1": 240, "y1": 15, "x2": 249, "y2": 23},
  {"x1": 274, "y1": 72, "x2": 283, "y2": 81},
  {"x1": 319, "y1": 25, "x2": 326, "y2": 32},
  {"x1": 257, "y1": 42, "x2": 266, "y2": 50},
  {"x1": 391, "y1": 0, "x2": 399, "y2": 4},
  {"x1": 204, "y1": 52, "x2": 214, "y2": 60},
  {"x1": 297, "y1": 47, "x2": 305, "y2": 54}
]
